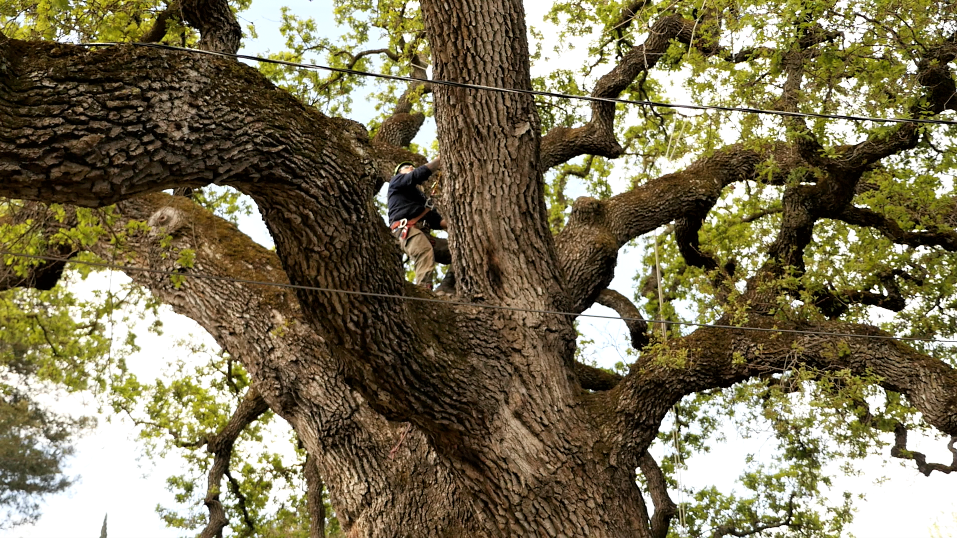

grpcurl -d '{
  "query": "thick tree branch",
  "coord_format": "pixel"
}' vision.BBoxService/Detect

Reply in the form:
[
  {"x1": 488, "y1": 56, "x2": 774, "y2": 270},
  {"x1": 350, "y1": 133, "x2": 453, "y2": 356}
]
[
  {"x1": 557, "y1": 144, "x2": 765, "y2": 312},
  {"x1": 180, "y1": 0, "x2": 242, "y2": 55},
  {"x1": 596, "y1": 288, "x2": 649, "y2": 349},
  {"x1": 0, "y1": 37, "x2": 615, "y2": 532},
  {"x1": 139, "y1": 6, "x2": 177, "y2": 44},
  {"x1": 541, "y1": 14, "x2": 718, "y2": 170},
  {"x1": 106, "y1": 193, "x2": 480, "y2": 536},
  {"x1": 372, "y1": 53, "x2": 431, "y2": 148},
  {"x1": 638, "y1": 451, "x2": 677, "y2": 538},
  {"x1": 810, "y1": 269, "x2": 914, "y2": 318},
  {"x1": 839, "y1": 270, "x2": 910, "y2": 312},
  {"x1": 830, "y1": 35, "x2": 957, "y2": 174},
  {"x1": 0, "y1": 41, "x2": 355, "y2": 205},
  {"x1": 574, "y1": 361, "x2": 624, "y2": 391},
  {"x1": 199, "y1": 387, "x2": 270, "y2": 538},
  {"x1": 891, "y1": 423, "x2": 957, "y2": 476},
  {"x1": 0, "y1": 41, "x2": 457, "y2": 437},
  {"x1": 674, "y1": 210, "x2": 720, "y2": 272},
  {"x1": 837, "y1": 205, "x2": 957, "y2": 251},
  {"x1": 605, "y1": 0, "x2": 650, "y2": 38},
  {"x1": 606, "y1": 315, "x2": 957, "y2": 466}
]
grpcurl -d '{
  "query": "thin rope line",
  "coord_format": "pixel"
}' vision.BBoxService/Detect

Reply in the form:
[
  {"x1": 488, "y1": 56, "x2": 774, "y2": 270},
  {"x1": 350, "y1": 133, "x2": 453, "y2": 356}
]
[
  {"x1": 2, "y1": 250, "x2": 954, "y2": 345},
  {"x1": 655, "y1": 233, "x2": 667, "y2": 341},
  {"x1": 661, "y1": 103, "x2": 688, "y2": 528},
  {"x1": 106, "y1": 239, "x2": 117, "y2": 385},
  {"x1": 73, "y1": 41, "x2": 957, "y2": 127}
]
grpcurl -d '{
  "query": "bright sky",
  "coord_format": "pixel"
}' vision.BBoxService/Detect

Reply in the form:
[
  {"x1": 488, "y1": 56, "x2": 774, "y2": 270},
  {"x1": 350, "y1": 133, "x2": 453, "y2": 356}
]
[{"x1": 12, "y1": 1, "x2": 957, "y2": 537}]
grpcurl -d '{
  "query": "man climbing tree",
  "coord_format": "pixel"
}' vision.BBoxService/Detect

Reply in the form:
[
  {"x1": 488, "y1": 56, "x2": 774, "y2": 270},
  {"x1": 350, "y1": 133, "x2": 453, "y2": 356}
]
[
  {"x1": 1, "y1": 0, "x2": 957, "y2": 536},
  {"x1": 387, "y1": 157, "x2": 450, "y2": 290}
]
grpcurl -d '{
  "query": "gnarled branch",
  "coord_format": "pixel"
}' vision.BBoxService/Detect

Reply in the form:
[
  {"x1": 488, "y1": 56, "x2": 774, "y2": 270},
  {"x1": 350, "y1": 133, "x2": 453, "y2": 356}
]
[
  {"x1": 891, "y1": 423, "x2": 957, "y2": 477},
  {"x1": 596, "y1": 288, "x2": 649, "y2": 349},
  {"x1": 607, "y1": 315, "x2": 957, "y2": 466},
  {"x1": 541, "y1": 14, "x2": 719, "y2": 170},
  {"x1": 837, "y1": 205, "x2": 957, "y2": 251},
  {"x1": 199, "y1": 387, "x2": 270, "y2": 538},
  {"x1": 639, "y1": 451, "x2": 677, "y2": 538}
]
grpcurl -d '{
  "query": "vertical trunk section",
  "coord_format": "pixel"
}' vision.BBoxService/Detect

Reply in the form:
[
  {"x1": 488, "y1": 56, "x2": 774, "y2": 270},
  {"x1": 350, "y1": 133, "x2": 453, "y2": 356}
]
[
  {"x1": 420, "y1": 2, "x2": 653, "y2": 536},
  {"x1": 422, "y1": 0, "x2": 566, "y2": 308}
]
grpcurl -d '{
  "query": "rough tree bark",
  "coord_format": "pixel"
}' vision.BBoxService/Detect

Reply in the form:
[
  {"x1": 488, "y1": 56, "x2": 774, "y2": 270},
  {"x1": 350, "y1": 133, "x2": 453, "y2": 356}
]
[
  {"x1": 112, "y1": 194, "x2": 482, "y2": 536},
  {"x1": 2, "y1": 0, "x2": 957, "y2": 536}
]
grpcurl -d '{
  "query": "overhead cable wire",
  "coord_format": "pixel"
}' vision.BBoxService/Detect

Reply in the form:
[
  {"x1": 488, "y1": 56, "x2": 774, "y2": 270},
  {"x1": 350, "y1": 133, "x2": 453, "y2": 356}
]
[
  {"x1": 77, "y1": 41, "x2": 957, "y2": 127},
  {"x1": 3, "y1": 249, "x2": 955, "y2": 345}
]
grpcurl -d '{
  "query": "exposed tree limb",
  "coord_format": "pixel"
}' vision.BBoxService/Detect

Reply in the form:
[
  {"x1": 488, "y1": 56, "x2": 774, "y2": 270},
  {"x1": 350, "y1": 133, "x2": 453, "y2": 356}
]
[
  {"x1": 607, "y1": 315, "x2": 957, "y2": 466},
  {"x1": 836, "y1": 205, "x2": 957, "y2": 251},
  {"x1": 674, "y1": 210, "x2": 721, "y2": 272},
  {"x1": 891, "y1": 423, "x2": 957, "y2": 476},
  {"x1": 547, "y1": 155, "x2": 595, "y2": 231},
  {"x1": 199, "y1": 387, "x2": 270, "y2": 538},
  {"x1": 638, "y1": 451, "x2": 677, "y2": 538},
  {"x1": 224, "y1": 467, "x2": 256, "y2": 534},
  {"x1": 557, "y1": 144, "x2": 766, "y2": 312},
  {"x1": 596, "y1": 288, "x2": 649, "y2": 349},
  {"x1": 180, "y1": 0, "x2": 241, "y2": 55},
  {"x1": 574, "y1": 361, "x2": 624, "y2": 391},
  {"x1": 139, "y1": 5, "x2": 177, "y2": 44},
  {"x1": 541, "y1": 14, "x2": 719, "y2": 170}
]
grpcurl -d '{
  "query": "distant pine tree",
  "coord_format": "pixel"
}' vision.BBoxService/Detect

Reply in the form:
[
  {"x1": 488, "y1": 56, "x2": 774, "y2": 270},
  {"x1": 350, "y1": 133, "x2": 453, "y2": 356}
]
[{"x1": 99, "y1": 513, "x2": 107, "y2": 538}]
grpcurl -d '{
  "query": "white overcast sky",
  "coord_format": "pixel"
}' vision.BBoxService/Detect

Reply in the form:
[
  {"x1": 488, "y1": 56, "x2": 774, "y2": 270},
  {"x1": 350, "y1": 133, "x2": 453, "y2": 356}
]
[{"x1": 13, "y1": 1, "x2": 957, "y2": 537}]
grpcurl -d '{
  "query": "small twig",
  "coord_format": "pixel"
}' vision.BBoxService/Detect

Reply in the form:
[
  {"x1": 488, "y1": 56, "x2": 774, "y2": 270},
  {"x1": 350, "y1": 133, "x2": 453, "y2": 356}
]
[{"x1": 388, "y1": 423, "x2": 413, "y2": 460}]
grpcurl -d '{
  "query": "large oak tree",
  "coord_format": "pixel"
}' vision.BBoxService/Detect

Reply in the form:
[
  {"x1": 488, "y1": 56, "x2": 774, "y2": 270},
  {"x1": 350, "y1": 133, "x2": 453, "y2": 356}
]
[{"x1": 2, "y1": 0, "x2": 957, "y2": 536}]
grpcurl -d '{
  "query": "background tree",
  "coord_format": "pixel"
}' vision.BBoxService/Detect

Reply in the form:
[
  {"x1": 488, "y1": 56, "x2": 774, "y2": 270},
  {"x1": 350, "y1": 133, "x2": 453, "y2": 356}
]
[{"x1": 2, "y1": 0, "x2": 957, "y2": 536}]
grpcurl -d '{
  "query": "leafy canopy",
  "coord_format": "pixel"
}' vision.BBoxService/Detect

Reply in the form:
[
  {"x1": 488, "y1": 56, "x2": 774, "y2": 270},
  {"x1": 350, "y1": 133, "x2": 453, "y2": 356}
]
[{"x1": 2, "y1": 0, "x2": 957, "y2": 536}]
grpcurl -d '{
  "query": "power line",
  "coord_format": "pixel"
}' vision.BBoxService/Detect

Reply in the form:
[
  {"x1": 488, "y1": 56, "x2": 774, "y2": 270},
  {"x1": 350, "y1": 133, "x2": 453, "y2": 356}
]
[
  {"x1": 78, "y1": 41, "x2": 957, "y2": 127},
  {"x1": 3, "y1": 249, "x2": 954, "y2": 345}
]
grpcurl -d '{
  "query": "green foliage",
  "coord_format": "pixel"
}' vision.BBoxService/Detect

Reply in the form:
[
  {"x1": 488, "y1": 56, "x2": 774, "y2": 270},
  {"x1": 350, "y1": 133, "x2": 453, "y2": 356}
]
[
  {"x1": 652, "y1": 370, "x2": 911, "y2": 537},
  {"x1": 9, "y1": 0, "x2": 957, "y2": 534},
  {"x1": 256, "y1": 0, "x2": 432, "y2": 122},
  {"x1": 190, "y1": 187, "x2": 254, "y2": 225},
  {"x1": 0, "y1": 388, "x2": 91, "y2": 529},
  {"x1": 0, "y1": 201, "x2": 161, "y2": 526},
  {"x1": 111, "y1": 341, "x2": 332, "y2": 536},
  {"x1": 1, "y1": 0, "x2": 168, "y2": 43}
]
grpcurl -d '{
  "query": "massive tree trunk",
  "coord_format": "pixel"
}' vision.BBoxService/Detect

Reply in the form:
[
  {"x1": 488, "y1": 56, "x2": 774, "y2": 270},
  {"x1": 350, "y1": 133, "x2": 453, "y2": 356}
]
[{"x1": 2, "y1": 0, "x2": 957, "y2": 536}]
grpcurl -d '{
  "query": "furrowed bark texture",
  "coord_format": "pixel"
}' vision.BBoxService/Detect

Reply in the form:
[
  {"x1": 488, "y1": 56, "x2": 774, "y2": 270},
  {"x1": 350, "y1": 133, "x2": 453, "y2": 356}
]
[
  {"x1": 303, "y1": 453, "x2": 326, "y2": 538},
  {"x1": 199, "y1": 388, "x2": 270, "y2": 538},
  {"x1": 4, "y1": 4, "x2": 957, "y2": 536},
  {"x1": 423, "y1": 0, "x2": 564, "y2": 305},
  {"x1": 607, "y1": 317, "x2": 957, "y2": 462},
  {"x1": 111, "y1": 193, "x2": 480, "y2": 537},
  {"x1": 419, "y1": 2, "x2": 659, "y2": 534}
]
